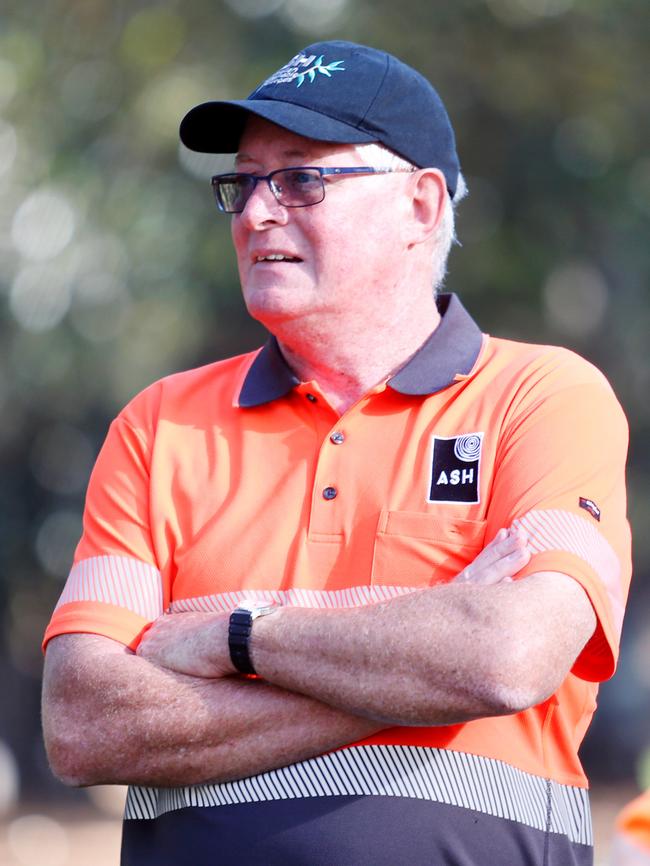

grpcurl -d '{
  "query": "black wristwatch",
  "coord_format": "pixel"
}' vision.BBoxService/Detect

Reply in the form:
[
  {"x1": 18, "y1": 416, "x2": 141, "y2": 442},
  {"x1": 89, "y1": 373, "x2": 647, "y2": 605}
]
[{"x1": 228, "y1": 600, "x2": 280, "y2": 675}]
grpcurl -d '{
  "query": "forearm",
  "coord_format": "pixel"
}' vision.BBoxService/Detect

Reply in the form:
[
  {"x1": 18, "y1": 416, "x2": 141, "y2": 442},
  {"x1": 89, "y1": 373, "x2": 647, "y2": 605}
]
[
  {"x1": 42, "y1": 635, "x2": 380, "y2": 788},
  {"x1": 132, "y1": 534, "x2": 594, "y2": 731},
  {"x1": 251, "y1": 573, "x2": 596, "y2": 725},
  {"x1": 252, "y1": 585, "x2": 506, "y2": 726}
]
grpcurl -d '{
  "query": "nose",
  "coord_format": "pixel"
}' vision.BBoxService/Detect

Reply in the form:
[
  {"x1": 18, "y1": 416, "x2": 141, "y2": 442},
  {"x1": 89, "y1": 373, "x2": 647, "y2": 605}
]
[{"x1": 236, "y1": 178, "x2": 289, "y2": 230}]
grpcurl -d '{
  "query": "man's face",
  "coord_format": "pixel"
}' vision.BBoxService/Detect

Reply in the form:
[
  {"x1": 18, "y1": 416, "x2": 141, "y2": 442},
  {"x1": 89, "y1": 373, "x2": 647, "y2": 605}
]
[{"x1": 231, "y1": 116, "x2": 415, "y2": 332}]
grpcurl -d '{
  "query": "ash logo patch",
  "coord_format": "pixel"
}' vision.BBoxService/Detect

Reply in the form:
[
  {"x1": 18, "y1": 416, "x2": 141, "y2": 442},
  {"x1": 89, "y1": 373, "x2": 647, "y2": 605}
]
[
  {"x1": 579, "y1": 496, "x2": 601, "y2": 522},
  {"x1": 428, "y1": 433, "x2": 483, "y2": 504}
]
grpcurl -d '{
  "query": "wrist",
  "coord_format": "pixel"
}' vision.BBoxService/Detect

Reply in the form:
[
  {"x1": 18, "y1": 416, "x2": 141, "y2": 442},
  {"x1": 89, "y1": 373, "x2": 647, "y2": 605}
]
[{"x1": 228, "y1": 601, "x2": 281, "y2": 676}]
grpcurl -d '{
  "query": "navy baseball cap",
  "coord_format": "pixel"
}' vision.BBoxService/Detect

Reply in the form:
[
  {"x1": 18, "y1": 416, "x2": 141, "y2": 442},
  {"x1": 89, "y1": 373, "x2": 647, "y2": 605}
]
[{"x1": 179, "y1": 40, "x2": 460, "y2": 198}]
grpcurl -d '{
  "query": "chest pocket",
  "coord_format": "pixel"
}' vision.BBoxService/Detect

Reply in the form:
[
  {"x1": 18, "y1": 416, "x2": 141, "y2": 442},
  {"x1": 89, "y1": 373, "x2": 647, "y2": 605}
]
[{"x1": 370, "y1": 510, "x2": 487, "y2": 588}]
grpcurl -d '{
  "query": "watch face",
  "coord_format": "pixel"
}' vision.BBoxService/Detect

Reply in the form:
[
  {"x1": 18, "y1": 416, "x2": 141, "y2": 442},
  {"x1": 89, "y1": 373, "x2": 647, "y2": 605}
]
[
  {"x1": 237, "y1": 600, "x2": 258, "y2": 614},
  {"x1": 237, "y1": 599, "x2": 278, "y2": 617}
]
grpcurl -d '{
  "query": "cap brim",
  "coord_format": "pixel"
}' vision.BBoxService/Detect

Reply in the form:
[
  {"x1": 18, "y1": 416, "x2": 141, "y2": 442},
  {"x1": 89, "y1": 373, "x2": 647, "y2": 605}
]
[{"x1": 179, "y1": 99, "x2": 377, "y2": 154}]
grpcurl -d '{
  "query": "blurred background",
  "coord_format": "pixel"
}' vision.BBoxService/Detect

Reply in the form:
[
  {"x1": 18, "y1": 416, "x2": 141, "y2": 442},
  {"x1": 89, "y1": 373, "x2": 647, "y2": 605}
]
[{"x1": 0, "y1": 0, "x2": 648, "y2": 863}]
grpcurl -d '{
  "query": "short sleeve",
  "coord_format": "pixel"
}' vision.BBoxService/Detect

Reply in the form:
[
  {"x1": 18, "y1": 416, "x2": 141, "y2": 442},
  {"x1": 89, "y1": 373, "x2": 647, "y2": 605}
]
[
  {"x1": 42, "y1": 385, "x2": 164, "y2": 651},
  {"x1": 485, "y1": 350, "x2": 632, "y2": 682}
]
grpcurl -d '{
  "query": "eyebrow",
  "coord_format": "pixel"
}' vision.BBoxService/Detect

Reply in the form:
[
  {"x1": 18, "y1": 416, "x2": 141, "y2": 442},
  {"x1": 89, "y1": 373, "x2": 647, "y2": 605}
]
[{"x1": 235, "y1": 148, "x2": 312, "y2": 168}]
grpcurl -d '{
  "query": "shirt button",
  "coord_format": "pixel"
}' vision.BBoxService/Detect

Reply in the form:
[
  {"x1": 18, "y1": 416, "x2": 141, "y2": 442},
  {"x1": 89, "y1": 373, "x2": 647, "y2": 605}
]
[
  {"x1": 329, "y1": 431, "x2": 345, "y2": 445},
  {"x1": 322, "y1": 486, "x2": 338, "y2": 500},
  {"x1": 306, "y1": 393, "x2": 317, "y2": 403}
]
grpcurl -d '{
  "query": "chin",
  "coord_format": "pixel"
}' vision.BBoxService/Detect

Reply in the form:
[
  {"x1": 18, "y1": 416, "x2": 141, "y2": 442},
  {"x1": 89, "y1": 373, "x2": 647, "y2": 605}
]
[
  {"x1": 244, "y1": 296, "x2": 306, "y2": 330},
  {"x1": 243, "y1": 286, "x2": 314, "y2": 324}
]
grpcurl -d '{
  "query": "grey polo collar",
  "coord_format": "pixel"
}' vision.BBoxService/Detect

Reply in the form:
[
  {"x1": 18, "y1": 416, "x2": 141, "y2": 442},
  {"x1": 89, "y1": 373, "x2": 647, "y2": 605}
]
[{"x1": 237, "y1": 292, "x2": 483, "y2": 408}]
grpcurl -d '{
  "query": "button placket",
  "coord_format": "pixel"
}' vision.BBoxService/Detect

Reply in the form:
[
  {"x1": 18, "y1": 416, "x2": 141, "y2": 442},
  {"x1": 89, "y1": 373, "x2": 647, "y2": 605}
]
[{"x1": 307, "y1": 413, "x2": 357, "y2": 537}]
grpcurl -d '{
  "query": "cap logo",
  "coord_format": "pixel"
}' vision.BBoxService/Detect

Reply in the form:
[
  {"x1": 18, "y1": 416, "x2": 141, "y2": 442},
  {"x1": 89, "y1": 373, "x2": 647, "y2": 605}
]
[{"x1": 257, "y1": 52, "x2": 345, "y2": 91}]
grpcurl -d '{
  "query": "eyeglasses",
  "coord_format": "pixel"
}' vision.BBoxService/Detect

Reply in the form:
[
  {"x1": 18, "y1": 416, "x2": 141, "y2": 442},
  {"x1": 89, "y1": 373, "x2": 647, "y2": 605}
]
[{"x1": 210, "y1": 165, "x2": 417, "y2": 214}]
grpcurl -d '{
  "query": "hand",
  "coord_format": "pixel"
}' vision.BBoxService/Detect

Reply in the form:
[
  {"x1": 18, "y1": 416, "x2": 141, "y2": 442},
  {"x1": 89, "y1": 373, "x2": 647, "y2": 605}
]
[
  {"x1": 136, "y1": 611, "x2": 235, "y2": 678},
  {"x1": 454, "y1": 526, "x2": 531, "y2": 585}
]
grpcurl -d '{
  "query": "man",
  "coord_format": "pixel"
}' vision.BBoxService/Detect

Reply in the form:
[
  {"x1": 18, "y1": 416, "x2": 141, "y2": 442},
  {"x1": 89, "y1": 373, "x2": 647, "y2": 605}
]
[{"x1": 42, "y1": 41, "x2": 631, "y2": 865}]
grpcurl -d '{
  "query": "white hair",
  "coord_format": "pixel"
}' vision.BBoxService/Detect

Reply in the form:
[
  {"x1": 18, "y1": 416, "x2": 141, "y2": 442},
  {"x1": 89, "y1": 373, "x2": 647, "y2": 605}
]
[{"x1": 354, "y1": 142, "x2": 467, "y2": 292}]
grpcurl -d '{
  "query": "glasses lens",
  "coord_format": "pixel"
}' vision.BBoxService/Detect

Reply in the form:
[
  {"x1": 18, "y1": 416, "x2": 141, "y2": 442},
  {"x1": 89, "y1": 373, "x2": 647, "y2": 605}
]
[
  {"x1": 272, "y1": 169, "x2": 324, "y2": 207},
  {"x1": 213, "y1": 175, "x2": 255, "y2": 213}
]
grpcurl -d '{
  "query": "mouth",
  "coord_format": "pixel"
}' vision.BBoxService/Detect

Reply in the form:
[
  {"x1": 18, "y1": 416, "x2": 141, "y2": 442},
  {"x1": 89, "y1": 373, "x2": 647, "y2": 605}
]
[{"x1": 252, "y1": 253, "x2": 303, "y2": 264}]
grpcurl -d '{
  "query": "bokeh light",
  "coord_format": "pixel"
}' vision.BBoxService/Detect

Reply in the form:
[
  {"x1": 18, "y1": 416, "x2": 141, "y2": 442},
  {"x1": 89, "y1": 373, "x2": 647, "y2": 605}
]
[
  {"x1": 0, "y1": 58, "x2": 18, "y2": 109},
  {"x1": 7, "y1": 814, "x2": 69, "y2": 866},
  {"x1": 516, "y1": 0, "x2": 575, "y2": 15},
  {"x1": 34, "y1": 510, "x2": 83, "y2": 578},
  {"x1": 280, "y1": 0, "x2": 350, "y2": 32},
  {"x1": 132, "y1": 67, "x2": 217, "y2": 145},
  {"x1": 0, "y1": 122, "x2": 17, "y2": 178},
  {"x1": 59, "y1": 60, "x2": 124, "y2": 122},
  {"x1": 0, "y1": 28, "x2": 45, "y2": 91},
  {"x1": 485, "y1": 0, "x2": 575, "y2": 26},
  {"x1": 9, "y1": 264, "x2": 73, "y2": 333},
  {"x1": 0, "y1": 740, "x2": 20, "y2": 816},
  {"x1": 542, "y1": 260, "x2": 609, "y2": 337},
  {"x1": 72, "y1": 234, "x2": 130, "y2": 282},
  {"x1": 70, "y1": 274, "x2": 131, "y2": 343},
  {"x1": 10, "y1": 190, "x2": 76, "y2": 262},
  {"x1": 222, "y1": 0, "x2": 285, "y2": 19},
  {"x1": 120, "y1": 7, "x2": 186, "y2": 70}
]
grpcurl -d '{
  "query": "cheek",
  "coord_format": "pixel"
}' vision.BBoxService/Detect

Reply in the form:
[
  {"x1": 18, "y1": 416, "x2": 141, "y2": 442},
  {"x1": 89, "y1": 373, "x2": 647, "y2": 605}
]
[
  {"x1": 231, "y1": 225, "x2": 252, "y2": 280},
  {"x1": 231, "y1": 219, "x2": 245, "y2": 257}
]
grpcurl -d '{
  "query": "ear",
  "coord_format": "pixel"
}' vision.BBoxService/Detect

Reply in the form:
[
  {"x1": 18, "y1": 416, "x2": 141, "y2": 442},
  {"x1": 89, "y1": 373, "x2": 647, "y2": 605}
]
[{"x1": 406, "y1": 168, "x2": 446, "y2": 248}]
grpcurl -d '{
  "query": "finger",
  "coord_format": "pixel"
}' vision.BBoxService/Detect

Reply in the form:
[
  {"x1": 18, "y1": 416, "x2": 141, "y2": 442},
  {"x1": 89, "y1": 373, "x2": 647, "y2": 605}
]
[
  {"x1": 461, "y1": 528, "x2": 523, "y2": 577},
  {"x1": 472, "y1": 546, "x2": 532, "y2": 585},
  {"x1": 456, "y1": 543, "x2": 531, "y2": 585}
]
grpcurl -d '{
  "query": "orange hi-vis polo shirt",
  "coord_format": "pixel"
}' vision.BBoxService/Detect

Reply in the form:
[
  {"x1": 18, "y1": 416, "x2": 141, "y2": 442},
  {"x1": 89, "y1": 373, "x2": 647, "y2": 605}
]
[{"x1": 44, "y1": 294, "x2": 631, "y2": 858}]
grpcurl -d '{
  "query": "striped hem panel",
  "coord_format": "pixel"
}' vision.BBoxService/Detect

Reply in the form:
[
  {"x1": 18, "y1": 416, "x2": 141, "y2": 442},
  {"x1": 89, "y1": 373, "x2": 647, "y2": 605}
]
[
  {"x1": 123, "y1": 745, "x2": 592, "y2": 846},
  {"x1": 512, "y1": 508, "x2": 624, "y2": 634},
  {"x1": 55, "y1": 555, "x2": 163, "y2": 621},
  {"x1": 170, "y1": 584, "x2": 417, "y2": 614}
]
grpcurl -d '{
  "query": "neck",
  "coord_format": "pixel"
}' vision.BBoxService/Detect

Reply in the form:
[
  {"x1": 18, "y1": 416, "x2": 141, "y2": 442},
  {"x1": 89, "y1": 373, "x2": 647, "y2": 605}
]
[{"x1": 276, "y1": 299, "x2": 441, "y2": 414}]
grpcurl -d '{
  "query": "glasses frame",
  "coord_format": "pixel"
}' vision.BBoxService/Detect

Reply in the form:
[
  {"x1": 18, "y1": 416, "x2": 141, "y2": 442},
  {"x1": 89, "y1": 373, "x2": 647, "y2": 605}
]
[{"x1": 210, "y1": 165, "x2": 417, "y2": 214}]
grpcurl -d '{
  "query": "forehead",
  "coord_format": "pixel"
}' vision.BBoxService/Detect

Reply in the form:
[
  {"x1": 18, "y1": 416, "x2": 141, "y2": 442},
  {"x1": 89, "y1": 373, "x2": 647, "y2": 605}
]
[{"x1": 235, "y1": 115, "x2": 362, "y2": 167}]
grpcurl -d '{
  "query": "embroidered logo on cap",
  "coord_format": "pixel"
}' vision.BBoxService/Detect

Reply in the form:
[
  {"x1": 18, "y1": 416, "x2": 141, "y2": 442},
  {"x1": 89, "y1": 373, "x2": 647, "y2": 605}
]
[
  {"x1": 427, "y1": 433, "x2": 483, "y2": 504},
  {"x1": 296, "y1": 55, "x2": 345, "y2": 87},
  {"x1": 257, "y1": 53, "x2": 345, "y2": 90}
]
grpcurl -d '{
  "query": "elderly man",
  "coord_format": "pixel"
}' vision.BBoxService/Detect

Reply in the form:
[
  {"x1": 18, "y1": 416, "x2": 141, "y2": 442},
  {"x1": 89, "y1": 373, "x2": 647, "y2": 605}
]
[{"x1": 42, "y1": 41, "x2": 631, "y2": 866}]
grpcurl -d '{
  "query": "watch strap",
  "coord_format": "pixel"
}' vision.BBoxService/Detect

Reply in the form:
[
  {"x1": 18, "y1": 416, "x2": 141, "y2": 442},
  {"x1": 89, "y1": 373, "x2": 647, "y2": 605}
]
[
  {"x1": 228, "y1": 608, "x2": 257, "y2": 675},
  {"x1": 228, "y1": 602, "x2": 278, "y2": 676}
]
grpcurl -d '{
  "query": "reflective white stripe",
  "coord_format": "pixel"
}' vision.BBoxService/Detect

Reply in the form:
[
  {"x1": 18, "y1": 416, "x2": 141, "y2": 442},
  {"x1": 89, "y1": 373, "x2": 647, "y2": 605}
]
[
  {"x1": 513, "y1": 509, "x2": 624, "y2": 635},
  {"x1": 55, "y1": 556, "x2": 163, "y2": 621},
  {"x1": 124, "y1": 745, "x2": 592, "y2": 845},
  {"x1": 170, "y1": 583, "x2": 417, "y2": 614}
]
